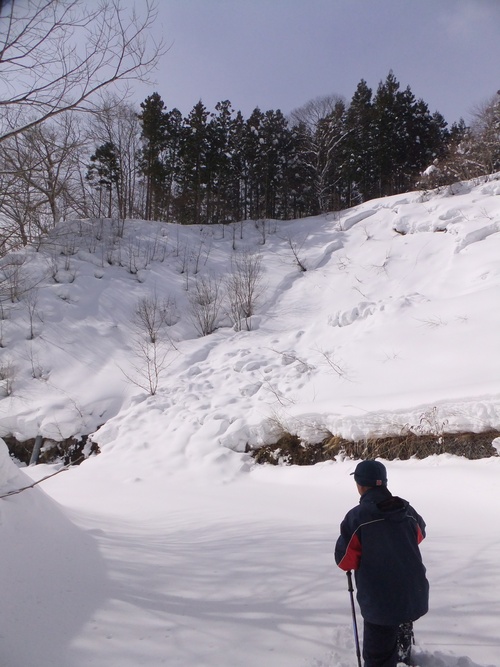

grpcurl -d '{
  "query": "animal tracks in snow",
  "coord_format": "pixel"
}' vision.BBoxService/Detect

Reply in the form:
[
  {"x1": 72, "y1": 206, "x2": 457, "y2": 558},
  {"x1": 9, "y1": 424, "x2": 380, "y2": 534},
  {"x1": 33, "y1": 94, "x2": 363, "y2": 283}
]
[{"x1": 329, "y1": 293, "x2": 427, "y2": 328}]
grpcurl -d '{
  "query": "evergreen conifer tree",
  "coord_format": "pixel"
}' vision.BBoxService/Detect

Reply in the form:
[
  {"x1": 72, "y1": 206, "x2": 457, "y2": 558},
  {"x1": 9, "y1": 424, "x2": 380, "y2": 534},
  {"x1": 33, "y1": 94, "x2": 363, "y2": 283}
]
[
  {"x1": 206, "y1": 100, "x2": 236, "y2": 224},
  {"x1": 86, "y1": 141, "x2": 121, "y2": 218},
  {"x1": 176, "y1": 101, "x2": 210, "y2": 224},
  {"x1": 243, "y1": 108, "x2": 266, "y2": 219},
  {"x1": 138, "y1": 93, "x2": 169, "y2": 221},
  {"x1": 372, "y1": 71, "x2": 448, "y2": 196},
  {"x1": 344, "y1": 79, "x2": 378, "y2": 203}
]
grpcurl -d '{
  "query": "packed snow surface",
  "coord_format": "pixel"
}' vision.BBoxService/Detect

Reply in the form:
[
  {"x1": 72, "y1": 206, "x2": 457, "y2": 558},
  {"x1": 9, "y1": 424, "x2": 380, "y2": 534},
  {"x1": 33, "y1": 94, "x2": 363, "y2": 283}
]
[{"x1": 1, "y1": 176, "x2": 500, "y2": 666}]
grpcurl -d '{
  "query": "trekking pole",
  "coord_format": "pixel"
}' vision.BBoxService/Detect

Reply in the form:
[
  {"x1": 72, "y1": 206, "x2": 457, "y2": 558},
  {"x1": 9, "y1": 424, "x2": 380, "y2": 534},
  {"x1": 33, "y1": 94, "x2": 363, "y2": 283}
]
[{"x1": 346, "y1": 570, "x2": 362, "y2": 667}]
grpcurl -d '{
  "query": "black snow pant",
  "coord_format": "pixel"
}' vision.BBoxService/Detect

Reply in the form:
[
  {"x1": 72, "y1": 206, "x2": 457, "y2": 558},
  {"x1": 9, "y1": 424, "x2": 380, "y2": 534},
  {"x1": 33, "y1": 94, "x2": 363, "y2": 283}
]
[{"x1": 362, "y1": 620, "x2": 413, "y2": 667}]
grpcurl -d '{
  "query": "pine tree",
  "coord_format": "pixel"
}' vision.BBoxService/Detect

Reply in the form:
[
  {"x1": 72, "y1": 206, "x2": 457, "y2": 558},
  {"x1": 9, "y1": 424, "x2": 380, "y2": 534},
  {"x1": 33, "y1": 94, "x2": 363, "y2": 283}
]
[
  {"x1": 138, "y1": 92, "x2": 169, "y2": 221},
  {"x1": 176, "y1": 101, "x2": 210, "y2": 224},
  {"x1": 228, "y1": 110, "x2": 247, "y2": 222},
  {"x1": 86, "y1": 141, "x2": 121, "y2": 218},
  {"x1": 373, "y1": 70, "x2": 403, "y2": 196},
  {"x1": 404, "y1": 102, "x2": 449, "y2": 183},
  {"x1": 372, "y1": 71, "x2": 448, "y2": 196},
  {"x1": 259, "y1": 109, "x2": 294, "y2": 218},
  {"x1": 344, "y1": 79, "x2": 378, "y2": 203},
  {"x1": 162, "y1": 107, "x2": 183, "y2": 222},
  {"x1": 286, "y1": 122, "x2": 317, "y2": 218},
  {"x1": 206, "y1": 100, "x2": 236, "y2": 224},
  {"x1": 243, "y1": 108, "x2": 266, "y2": 219}
]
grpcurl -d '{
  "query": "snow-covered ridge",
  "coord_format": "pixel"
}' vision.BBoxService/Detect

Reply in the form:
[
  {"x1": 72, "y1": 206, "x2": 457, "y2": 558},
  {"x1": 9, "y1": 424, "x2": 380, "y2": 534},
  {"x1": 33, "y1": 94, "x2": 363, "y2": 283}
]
[{"x1": 0, "y1": 175, "x2": 499, "y2": 474}]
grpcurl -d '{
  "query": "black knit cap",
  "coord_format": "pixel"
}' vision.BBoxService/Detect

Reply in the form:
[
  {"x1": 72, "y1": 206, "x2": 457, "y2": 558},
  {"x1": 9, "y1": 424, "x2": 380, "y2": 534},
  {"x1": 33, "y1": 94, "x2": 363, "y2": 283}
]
[{"x1": 351, "y1": 460, "x2": 387, "y2": 487}]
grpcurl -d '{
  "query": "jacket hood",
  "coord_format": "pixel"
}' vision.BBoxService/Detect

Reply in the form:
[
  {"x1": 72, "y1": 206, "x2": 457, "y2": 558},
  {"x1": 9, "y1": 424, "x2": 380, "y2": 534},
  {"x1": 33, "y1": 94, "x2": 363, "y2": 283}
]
[{"x1": 360, "y1": 486, "x2": 410, "y2": 522}]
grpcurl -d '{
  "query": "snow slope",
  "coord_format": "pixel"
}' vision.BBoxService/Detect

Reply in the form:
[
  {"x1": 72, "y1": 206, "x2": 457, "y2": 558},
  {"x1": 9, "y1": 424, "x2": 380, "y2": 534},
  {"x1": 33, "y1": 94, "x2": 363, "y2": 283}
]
[{"x1": 1, "y1": 175, "x2": 500, "y2": 666}]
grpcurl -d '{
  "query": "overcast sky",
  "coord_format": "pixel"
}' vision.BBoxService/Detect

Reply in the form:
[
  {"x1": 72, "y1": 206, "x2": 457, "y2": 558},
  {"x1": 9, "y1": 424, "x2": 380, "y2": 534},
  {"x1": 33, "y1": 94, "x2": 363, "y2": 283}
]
[{"x1": 140, "y1": 0, "x2": 500, "y2": 126}]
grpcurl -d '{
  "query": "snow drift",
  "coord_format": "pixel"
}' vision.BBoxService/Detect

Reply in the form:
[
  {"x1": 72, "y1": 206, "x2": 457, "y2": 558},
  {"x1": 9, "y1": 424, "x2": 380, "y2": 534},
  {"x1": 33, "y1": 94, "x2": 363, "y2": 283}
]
[{"x1": 1, "y1": 176, "x2": 500, "y2": 666}]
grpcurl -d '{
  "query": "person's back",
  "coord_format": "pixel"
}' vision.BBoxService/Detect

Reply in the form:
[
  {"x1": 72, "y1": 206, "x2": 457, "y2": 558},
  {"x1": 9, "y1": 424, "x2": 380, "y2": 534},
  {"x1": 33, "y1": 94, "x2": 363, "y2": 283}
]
[{"x1": 335, "y1": 460, "x2": 429, "y2": 667}]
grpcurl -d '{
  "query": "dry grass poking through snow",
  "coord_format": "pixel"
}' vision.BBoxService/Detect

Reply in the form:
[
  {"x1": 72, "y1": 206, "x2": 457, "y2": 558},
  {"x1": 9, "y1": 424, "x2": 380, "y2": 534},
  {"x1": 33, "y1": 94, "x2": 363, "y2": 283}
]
[{"x1": 252, "y1": 429, "x2": 500, "y2": 465}]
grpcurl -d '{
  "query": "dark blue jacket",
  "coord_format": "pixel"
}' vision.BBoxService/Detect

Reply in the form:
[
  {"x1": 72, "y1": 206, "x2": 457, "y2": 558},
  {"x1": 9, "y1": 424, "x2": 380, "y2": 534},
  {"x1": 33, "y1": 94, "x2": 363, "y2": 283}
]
[{"x1": 335, "y1": 486, "x2": 429, "y2": 626}]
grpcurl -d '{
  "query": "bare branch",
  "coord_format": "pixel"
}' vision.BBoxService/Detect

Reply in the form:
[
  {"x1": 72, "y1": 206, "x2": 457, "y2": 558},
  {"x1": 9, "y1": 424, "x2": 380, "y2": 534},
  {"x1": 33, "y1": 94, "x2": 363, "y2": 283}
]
[
  {"x1": 0, "y1": 0, "x2": 164, "y2": 143},
  {"x1": 188, "y1": 273, "x2": 224, "y2": 336},
  {"x1": 225, "y1": 251, "x2": 264, "y2": 332}
]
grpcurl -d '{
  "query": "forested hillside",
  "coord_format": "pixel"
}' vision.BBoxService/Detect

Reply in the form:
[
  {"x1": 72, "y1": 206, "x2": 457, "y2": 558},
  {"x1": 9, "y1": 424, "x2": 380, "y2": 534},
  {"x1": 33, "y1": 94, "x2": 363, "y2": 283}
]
[{"x1": 2, "y1": 69, "x2": 500, "y2": 256}]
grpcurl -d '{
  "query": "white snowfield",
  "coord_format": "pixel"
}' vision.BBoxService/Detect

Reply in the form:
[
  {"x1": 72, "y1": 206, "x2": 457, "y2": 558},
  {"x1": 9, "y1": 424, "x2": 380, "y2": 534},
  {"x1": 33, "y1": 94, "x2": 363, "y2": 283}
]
[{"x1": 1, "y1": 175, "x2": 500, "y2": 667}]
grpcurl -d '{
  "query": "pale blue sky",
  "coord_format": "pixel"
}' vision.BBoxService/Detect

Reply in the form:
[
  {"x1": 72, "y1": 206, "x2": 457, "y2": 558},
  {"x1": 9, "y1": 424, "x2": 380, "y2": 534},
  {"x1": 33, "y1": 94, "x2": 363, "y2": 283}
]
[{"x1": 141, "y1": 0, "x2": 500, "y2": 125}]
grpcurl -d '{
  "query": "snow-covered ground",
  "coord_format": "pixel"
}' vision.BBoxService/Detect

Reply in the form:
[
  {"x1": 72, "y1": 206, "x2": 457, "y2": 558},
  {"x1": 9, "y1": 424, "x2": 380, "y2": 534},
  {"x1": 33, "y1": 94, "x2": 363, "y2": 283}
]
[{"x1": 1, "y1": 176, "x2": 500, "y2": 666}]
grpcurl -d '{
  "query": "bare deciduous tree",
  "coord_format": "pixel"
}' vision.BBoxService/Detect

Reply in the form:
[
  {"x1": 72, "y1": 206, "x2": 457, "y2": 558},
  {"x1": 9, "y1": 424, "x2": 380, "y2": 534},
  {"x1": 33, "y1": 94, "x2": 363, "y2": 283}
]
[
  {"x1": 124, "y1": 292, "x2": 177, "y2": 395},
  {"x1": 0, "y1": 0, "x2": 163, "y2": 143},
  {"x1": 133, "y1": 293, "x2": 177, "y2": 343},
  {"x1": 23, "y1": 286, "x2": 42, "y2": 339},
  {"x1": 284, "y1": 235, "x2": 307, "y2": 272},
  {"x1": 225, "y1": 251, "x2": 264, "y2": 331},
  {"x1": 0, "y1": 153, "x2": 46, "y2": 247},
  {"x1": 420, "y1": 94, "x2": 500, "y2": 188},
  {"x1": 188, "y1": 273, "x2": 224, "y2": 336},
  {"x1": 467, "y1": 94, "x2": 500, "y2": 175},
  {"x1": 0, "y1": 358, "x2": 15, "y2": 396},
  {"x1": 289, "y1": 94, "x2": 350, "y2": 212},
  {"x1": 124, "y1": 337, "x2": 170, "y2": 396},
  {"x1": 0, "y1": 113, "x2": 84, "y2": 244},
  {"x1": 0, "y1": 252, "x2": 28, "y2": 302},
  {"x1": 289, "y1": 94, "x2": 344, "y2": 133},
  {"x1": 83, "y1": 96, "x2": 143, "y2": 220}
]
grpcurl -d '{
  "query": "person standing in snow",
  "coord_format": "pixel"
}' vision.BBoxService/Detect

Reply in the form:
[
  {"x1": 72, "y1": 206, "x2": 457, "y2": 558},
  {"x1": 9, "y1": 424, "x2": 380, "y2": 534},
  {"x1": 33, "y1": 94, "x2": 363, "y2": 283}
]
[{"x1": 334, "y1": 460, "x2": 429, "y2": 667}]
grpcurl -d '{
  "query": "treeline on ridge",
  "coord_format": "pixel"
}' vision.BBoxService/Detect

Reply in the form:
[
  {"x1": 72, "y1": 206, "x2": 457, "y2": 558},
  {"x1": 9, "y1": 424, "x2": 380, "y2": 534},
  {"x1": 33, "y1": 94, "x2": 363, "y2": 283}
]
[{"x1": 1, "y1": 70, "x2": 499, "y2": 249}]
